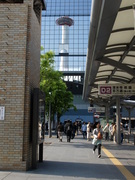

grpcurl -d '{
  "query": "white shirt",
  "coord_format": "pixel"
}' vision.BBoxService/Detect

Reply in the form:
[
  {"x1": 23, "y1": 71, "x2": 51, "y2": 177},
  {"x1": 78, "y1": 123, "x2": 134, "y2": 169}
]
[
  {"x1": 87, "y1": 124, "x2": 91, "y2": 132},
  {"x1": 103, "y1": 125, "x2": 109, "y2": 133}
]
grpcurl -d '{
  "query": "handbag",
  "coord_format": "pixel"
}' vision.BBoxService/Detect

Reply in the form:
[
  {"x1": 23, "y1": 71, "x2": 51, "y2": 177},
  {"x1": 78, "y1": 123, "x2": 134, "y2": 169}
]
[{"x1": 97, "y1": 132, "x2": 103, "y2": 139}]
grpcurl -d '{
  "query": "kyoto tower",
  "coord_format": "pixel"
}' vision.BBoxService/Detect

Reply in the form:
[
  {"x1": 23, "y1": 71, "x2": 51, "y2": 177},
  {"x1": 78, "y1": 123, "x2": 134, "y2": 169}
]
[{"x1": 56, "y1": 16, "x2": 74, "y2": 71}]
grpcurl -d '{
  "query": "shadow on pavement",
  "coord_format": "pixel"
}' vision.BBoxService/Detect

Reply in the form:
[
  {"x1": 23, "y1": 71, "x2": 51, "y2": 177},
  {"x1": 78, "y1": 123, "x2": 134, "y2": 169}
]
[{"x1": 30, "y1": 160, "x2": 127, "y2": 180}]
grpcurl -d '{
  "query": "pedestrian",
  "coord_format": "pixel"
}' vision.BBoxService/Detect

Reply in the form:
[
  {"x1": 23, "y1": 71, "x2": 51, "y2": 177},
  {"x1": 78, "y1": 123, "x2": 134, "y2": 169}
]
[
  {"x1": 78, "y1": 122, "x2": 82, "y2": 133},
  {"x1": 113, "y1": 123, "x2": 116, "y2": 143},
  {"x1": 65, "y1": 120, "x2": 72, "y2": 142},
  {"x1": 109, "y1": 123, "x2": 114, "y2": 141},
  {"x1": 125, "y1": 122, "x2": 128, "y2": 130},
  {"x1": 75, "y1": 121, "x2": 78, "y2": 136},
  {"x1": 103, "y1": 123, "x2": 109, "y2": 140},
  {"x1": 71, "y1": 122, "x2": 76, "y2": 139},
  {"x1": 81, "y1": 122, "x2": 87, "y2": 139},
  {"x1": 92, "y1": 122, "x2": 103, "y2": 158},
  {"x1": 120, "y1": 123, "x2": 124, "y2": 144},
  {"x1": 38, "y1": 121, "x2": 42, "y2": 138},
  {"x1": 87, "y1": 122, "x2": 91, "y2": 141},
  {"x1": 57, "y1": 122, "x2": 64, "y2": 142}
]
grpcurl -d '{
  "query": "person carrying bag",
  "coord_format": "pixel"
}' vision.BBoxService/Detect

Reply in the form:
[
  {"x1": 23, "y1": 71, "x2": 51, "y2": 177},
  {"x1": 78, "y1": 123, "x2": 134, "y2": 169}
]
[{"x1": 92, "y1": 122, "x2": 103, "y2": 158}]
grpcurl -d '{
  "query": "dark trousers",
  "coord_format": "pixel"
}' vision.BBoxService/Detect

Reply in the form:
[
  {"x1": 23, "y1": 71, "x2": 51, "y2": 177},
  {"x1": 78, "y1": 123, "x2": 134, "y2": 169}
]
[
  {"x1": 67, "y1": 130, "x2": 71, "y2": 142},
  {"x1": 82, "y1": 131, "x2": 86, "y2": 138},
  {"x1": 105, "y1": 132, "x2": 109, "y2": 140},
  {"x1": 93, "y1": 144, "x2": 101, "y2": 155},
  {"x1": 110, "y1": 134, "x2": 113, "y2": 141}
]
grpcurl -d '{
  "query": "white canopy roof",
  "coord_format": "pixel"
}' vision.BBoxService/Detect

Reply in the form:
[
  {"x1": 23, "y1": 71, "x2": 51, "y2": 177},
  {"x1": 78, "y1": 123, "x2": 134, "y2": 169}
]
[{"x1": 83, "y1": 0, "x2": 135, "y2": 105}]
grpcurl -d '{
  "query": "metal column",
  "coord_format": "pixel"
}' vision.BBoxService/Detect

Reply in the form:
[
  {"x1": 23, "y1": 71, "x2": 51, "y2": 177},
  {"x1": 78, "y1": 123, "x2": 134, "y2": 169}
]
[
  {"x1": 128, "y1": 109, "x2": 131, "y2": 135},
  {"x1": 116, "y1": 97, "x2": 121, "y2": 144},
  {"x1": 105, "y1": 104, "x2": 109, "y2": 123}
]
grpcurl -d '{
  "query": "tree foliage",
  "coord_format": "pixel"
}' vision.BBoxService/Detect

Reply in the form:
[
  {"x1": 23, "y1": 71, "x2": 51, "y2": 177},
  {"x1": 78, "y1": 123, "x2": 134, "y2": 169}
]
[{"x1": 40, "y1": 50, "x2": 76, "y2": 122}]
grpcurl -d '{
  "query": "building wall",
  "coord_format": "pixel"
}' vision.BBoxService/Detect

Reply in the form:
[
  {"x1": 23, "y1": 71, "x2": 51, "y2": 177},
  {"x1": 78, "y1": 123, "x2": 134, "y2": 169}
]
[
  {"x1": 60, "y1": 109, "x2": 94, "y2": 123},
  {"x1": 0, "y1": 1, "x2": 42, "y2": 171},
  {"x1": 60, "y1": 95, "x2": 93, "y2": 123},
  {"x1": 23, "y1": 2, "x2": 42, "y2": 170}
]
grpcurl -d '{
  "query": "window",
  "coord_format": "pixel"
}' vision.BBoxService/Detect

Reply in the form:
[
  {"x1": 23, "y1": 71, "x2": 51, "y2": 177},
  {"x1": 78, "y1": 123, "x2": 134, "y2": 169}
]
[{"x1": 41, "y1": 0, "x2": 91, "y2": 72}]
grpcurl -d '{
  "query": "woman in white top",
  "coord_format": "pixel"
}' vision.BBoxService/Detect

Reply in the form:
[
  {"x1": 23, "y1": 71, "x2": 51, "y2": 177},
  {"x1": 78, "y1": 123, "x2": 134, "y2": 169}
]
[{"x1": 92, "y1": 122, "x2": 103, "y2": 158}]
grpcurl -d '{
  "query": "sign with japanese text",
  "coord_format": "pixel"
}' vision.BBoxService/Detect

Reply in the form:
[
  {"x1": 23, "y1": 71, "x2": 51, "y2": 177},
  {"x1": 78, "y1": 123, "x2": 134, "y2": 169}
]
[
  {"x1": 98, "y1": 84, "x2": 135, "y2": 96},
  {"x1": 99, "y1": 86, "x2": 112, "y2": 95}
]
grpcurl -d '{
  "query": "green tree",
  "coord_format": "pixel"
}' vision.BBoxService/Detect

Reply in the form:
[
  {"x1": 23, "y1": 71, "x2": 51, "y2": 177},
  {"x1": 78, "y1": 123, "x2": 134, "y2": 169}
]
[{"x1": 40, "y1": 50, "x2": 76, "y2": 124}]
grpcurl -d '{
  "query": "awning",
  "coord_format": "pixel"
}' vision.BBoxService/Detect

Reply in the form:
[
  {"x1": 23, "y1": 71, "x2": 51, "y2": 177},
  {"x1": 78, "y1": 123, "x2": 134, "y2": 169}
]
[{"x1": 83, "y1": 0, "x2": 135, "y2": 105}]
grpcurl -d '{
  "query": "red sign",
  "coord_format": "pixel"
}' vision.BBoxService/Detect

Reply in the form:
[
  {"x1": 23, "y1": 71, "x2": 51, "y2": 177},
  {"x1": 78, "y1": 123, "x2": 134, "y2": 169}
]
[{"x1": 100, "y1": 86, "x2": 112, "y2": 95}]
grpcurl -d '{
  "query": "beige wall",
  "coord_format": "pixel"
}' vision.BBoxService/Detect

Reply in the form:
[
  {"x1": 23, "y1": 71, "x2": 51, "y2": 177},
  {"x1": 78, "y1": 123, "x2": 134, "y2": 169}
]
[{"x1": 0, "y1": 1, "x2": 42, "y2": 170}]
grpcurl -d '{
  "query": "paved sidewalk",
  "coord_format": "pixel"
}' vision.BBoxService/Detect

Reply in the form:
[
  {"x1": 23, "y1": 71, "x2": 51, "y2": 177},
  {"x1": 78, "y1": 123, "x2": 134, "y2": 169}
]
[{"x1": 0, "y1": 134, "x2": 135, "y2": 180}]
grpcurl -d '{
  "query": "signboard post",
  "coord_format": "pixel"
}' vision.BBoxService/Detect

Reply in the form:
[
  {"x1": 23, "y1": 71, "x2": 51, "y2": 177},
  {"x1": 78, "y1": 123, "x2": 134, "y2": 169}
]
[{"x1": 0, "y1": 106, "x2": 5, "y2": 120}]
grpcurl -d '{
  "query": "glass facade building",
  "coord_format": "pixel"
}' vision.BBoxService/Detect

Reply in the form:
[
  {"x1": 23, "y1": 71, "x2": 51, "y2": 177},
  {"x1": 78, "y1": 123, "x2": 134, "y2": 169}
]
[
  {"x1": 41, "y1": 0, "x2": 92, "y2": 122},
  {"x1": 41, "y1": 0, "x2": 91, "y2": 73}
]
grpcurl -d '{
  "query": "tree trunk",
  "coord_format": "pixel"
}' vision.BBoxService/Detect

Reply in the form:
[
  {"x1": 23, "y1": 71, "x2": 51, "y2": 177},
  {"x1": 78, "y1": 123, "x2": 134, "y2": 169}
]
[{"x1": 57, "y1": 113, "x2": 61, "y2": 123}]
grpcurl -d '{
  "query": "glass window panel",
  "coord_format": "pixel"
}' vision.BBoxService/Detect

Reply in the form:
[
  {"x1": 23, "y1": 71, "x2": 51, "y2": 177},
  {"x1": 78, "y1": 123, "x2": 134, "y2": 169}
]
[{"x1": 41, "y1": 0, "x2": 91, "y2": 71}]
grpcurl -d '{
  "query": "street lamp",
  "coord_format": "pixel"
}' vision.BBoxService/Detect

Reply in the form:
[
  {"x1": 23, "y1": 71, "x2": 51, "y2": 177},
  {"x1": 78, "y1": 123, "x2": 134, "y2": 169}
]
[{"x1": 48, "y1": 92, "x2": 52, "y2": 138}]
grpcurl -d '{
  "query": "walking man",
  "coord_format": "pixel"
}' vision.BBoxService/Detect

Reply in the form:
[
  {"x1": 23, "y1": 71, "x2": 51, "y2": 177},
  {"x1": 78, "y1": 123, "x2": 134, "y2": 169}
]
[
  {"x1": 82, "y1": 122, "x2": 87, "y2": 139},
  {"x1": 103, "y1": 123, "x2": 109, "y2": 140}
]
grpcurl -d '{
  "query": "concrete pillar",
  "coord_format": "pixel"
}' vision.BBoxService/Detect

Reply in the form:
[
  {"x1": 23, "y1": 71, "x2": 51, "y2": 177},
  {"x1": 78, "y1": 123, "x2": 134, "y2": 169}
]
[
  {"x1": 128, "y1": 109, "x2": 131, "y2": 135},
  {"x1": 116, "y1": 97, "x2": 121, "y2": 144},
  {"x1": 105, "y1": 104, "x2": 109, "y2": 123}
]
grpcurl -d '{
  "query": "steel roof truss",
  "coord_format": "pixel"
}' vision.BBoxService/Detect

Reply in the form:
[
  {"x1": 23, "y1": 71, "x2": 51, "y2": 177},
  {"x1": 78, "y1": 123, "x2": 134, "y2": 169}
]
[
  {"x1": 96, "y1": 57, "x2": 135, "y2": 77},
  {"x1": 106, "y1": 36, "x2": 135, "y2": 82}
]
